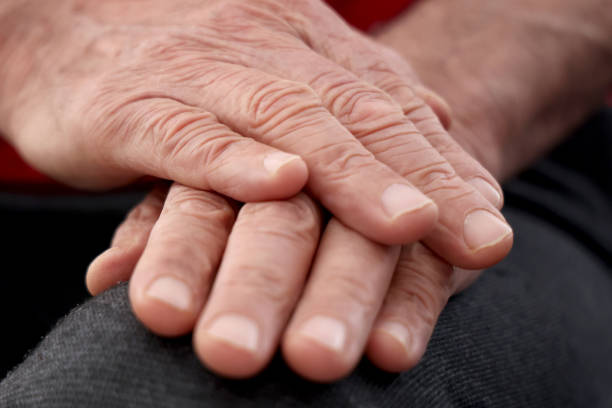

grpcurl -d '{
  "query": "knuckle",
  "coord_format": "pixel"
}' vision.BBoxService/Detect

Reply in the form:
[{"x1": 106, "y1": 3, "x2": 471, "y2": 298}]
[
  {"x1": 165, "y1": 188, "x2": 235, "y2": 228},
  {"x1": 125, "y1": 199, "x2": 163, "y2": 224},
  {"x1": 327, "y1": 272, "x2": 380, "y2": 313},
  {"x1": 245, "y1": 80, "x2": 322, "y2": 132},
  {"x1": 392, "y1": 284, "x2": 438, "y2": 328},
  {"x1": 333, "y1": 85, "x2": 399, "y2": 126},
  {"x1": 406, "y1": 160, "x2": 463, "y2": 196},
  {"x1": 402, "y1": 99, "x2": 431, "y2": 120},
  {"x1": 221, "y1": 266, "x2": 294, "y2": 310},
  {"x1": 308, "y1": 139, "x2": 376, "y2": 180},
  {"x1": 387, "y1": 278, "x2": 440, "y2": 329},
  {"x1": 238, "y1": 197, "x2": 321, "y2": 244},
  {"x1": 311, "y1": 70, "x2": 402, "y2": 126},
  {"x1": 154, "y1": 108, "x2": 241, "y2": 171}
]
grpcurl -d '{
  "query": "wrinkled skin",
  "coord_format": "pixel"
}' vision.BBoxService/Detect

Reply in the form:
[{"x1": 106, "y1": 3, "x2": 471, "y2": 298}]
[
  {"x1": 86, "y1": 0, "x2": 612, "y2": 382},
  {"x1": 20, "y1": 0, "x2": 611, "y2": 382}
]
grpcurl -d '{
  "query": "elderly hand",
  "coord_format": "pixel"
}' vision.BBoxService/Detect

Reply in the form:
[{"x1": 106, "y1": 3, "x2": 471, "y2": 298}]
[
  {"x1": 0, "y1": 0, "x2": 511, "y2": 257},
  {"x1": 81, "y1": 0, "x2": 515, "y2": 379},
  {"x1": 88, "y1": 183, "x2": 483, "y2": 382},
  {"x1": 0, "y1": 0, "x2": 515, "y2": 382}
]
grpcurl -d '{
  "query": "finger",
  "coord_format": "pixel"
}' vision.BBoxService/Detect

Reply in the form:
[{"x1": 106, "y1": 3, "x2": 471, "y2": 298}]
[
  {"x1": 129, "y1": 183, "x2": 235, "y2": 337},
  {"x1": 244, "y1": 44, "x2": 511, "y2": 269},
  {"x1": 355, "y1": 55, "x2": 505, "y2": 209},
  {"x1": 106, "y1": 99, "x2": 308, "y2": 202},
  {"x1": 282, "y1": 219, "x2": 400, "y2": 382},
  {"x1": 86, "y1": 184, "x2": 167, "y2": 295},
  {"x1": 366, "y1": 243, "x2": 481, "y2": 373},
  {"x1": 193, "y1": 194, "x2": 321, "y2": 379},
  {"x1": 452, "y1": 267, "x2": 483, "y2": 293},
  {"x1": 413, "y1": 85, "x2": 453, "y2": 131},
  {"x1": 307, "y1": 25, "x2": 504, "y2": 209},
  {"x1": 163, "y1": 61, "x2": 437, "y2": 245}
]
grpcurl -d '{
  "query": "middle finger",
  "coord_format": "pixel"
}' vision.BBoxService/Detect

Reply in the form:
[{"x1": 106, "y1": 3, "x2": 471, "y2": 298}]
[
  {"x1": 244, "y1": 42, "x2": 512, "y2": 269},
  {"x1": 193, "y1": 193, "x2": 322, "y2": 378}
]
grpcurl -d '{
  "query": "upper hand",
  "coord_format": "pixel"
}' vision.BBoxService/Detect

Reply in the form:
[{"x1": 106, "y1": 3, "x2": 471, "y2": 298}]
[{"x1": 0, "y1": 0, "x2": 511, "y2": 266}]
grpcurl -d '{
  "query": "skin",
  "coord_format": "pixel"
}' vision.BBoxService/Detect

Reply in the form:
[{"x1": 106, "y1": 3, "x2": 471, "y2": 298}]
[
  {"x1": 5, "y1": 0, "x2": 611, "y2": 382},
  {"x1": 89, "y1": 0, "x2": 612, "y2": 382},
  {"x1": 0, "y1": 0, "x2": 512, "y2": 250},
  {"x1": 0, "y1": 0, "x2": 513, "y2": 380}
]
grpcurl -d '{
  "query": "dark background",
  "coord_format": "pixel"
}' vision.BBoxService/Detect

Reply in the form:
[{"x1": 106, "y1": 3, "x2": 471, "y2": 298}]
[{"x1": 0, "y1": 190, "x2": 145, "y2": 378}]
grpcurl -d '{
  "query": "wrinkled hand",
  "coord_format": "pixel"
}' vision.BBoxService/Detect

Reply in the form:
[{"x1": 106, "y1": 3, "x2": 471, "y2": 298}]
[
  {"x1": 84, "y1": 15, "x2": 510, "y2": 377},
  {"x1": 0, "y1": 0, "x2": 510, "y2": 257},
  {"x1": 87, "y1": 184, "x2": 482, "y2": 381},
  {"x1": 0, "y1": 0, "x2": 514, "y2": 382},
  {"x1": 66, "y1": 0, "x2": 515, "y2": 382}
]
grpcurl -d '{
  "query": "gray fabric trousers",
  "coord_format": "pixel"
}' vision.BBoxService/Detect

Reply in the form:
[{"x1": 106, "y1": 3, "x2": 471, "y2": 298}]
[{"x1": 1, "y1": 109, "x2": 612, "y2": 407}]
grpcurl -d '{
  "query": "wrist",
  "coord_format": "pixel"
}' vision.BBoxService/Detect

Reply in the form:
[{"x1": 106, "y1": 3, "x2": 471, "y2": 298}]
[{"x1": 376, "y1": 0, "x2": 612, "y2": 181}]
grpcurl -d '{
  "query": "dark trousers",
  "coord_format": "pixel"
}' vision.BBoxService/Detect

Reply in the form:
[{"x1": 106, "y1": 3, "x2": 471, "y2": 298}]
[{"x1": 1, "y1": 109, "x2": 612, "y2": 407}]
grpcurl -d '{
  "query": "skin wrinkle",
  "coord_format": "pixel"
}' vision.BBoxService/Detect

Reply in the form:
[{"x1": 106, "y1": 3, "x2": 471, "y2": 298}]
[
  {"x1": 286, "y1": 41, "x2": 492, "y2": 239},
  {"x1": 161, "y1": 117, "x2": 237, "y2": 176},
  {"x1": 357, "y1": 128, "x2": 426, "y2": 153},
  {"x1": 234, "y1": 215, "x2": 320, "y2": 248},
  {"x1": 237, "y1": 197, "x2": 320, "y2": 226},
  {"x1": 333, "y1": 87, "x2": 400, "y2": 125},
  {"x1": 306, "y1": 145, "x2": 375, "y2": 183},
  {"x1": 247, "y1": 82, "x2": 316, "y2": 129},
  {"x1": 347, "y1": 115, "x2": 419, "y2": 140},
  {"x1": 142, "y1": 238, "x2": 216, "y2": 291},
  {"x1": 2, "y1": 0, "x2": 532, "y2": 380},
  {"x1": 76, "y1": 0, "x2": 612, "y2": 380},
  {"x1": 165, "y1": 198, "x2": 235, "y2": 229},
  {"x1": 397, "y1": 159, "x2": 455, "y2": 187},
  {"x1": 218, "y1": 265, "x2": 303, "y2": 309}
]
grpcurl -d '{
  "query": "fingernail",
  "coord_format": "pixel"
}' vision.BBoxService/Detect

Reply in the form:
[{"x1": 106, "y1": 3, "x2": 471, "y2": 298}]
[
  {"x1": 468, "y1": 177, "x2": 502, "y2": 208},
  {"x1": 382, "y1": 184, "x2": 433, "y2": 220},
  {"x1": 464, "y1": 210, "x2": 513, "y2": 251},
  {"x1": 263, "y1": 152, "x2": 301, "y2": 175},
  {"x1": 377, "y1": 322, "x2": 411, "y2": 355},
  {"x1": 206, "y1": 314, "x2": 259, "y2": 352},
  {"x1": 146, "y1": 276, "x2": 192, "y2": 312},
  {"x1": 299, "y1": 316, "x2": 346, "y2": 352}
]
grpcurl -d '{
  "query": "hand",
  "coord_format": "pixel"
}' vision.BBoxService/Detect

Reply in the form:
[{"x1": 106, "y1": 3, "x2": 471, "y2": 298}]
[
  {"x1": 86, "y1": 0, "x2": 612, "y2": 383},
  {"x1": 0, "y1": 0, "x2": 512, "y2": 260},
  {"x1": 87, "y1": 183, "x2": 481, "y2": 381}
]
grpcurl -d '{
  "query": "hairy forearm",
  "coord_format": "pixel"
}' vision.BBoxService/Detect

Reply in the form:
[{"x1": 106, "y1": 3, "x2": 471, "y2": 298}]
[{"x1": 376, "y1": 0, "x2": 612, "y2": 181}]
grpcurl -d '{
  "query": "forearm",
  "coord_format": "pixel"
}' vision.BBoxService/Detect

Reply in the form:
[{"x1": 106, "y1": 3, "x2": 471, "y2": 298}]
[{"x1": 376, "y1": 0, "x2": 612, "y2": 181}]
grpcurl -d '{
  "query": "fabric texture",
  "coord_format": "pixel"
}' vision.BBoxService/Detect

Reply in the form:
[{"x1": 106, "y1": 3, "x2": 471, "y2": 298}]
[{"x1": 1, "y1": 109, "x2": 611, "y2": 407}]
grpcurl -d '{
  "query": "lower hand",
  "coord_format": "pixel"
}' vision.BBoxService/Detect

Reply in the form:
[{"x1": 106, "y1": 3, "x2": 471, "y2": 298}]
[{"x1": 88, "y1": 183, "x2": 484, "y2": 381}]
